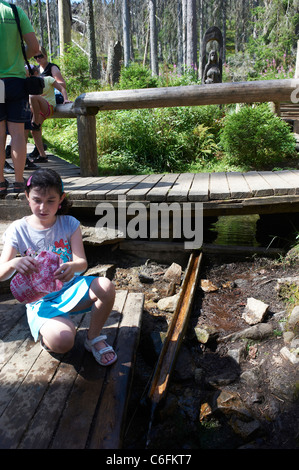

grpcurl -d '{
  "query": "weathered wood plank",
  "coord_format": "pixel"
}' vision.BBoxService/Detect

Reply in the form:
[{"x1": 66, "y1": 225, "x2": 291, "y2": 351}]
[
  {"x1": 126, "y1": 174, "x2": 163, "y2": 200},
  {"x1": 86, "y1": 175, "x2": 136, "y2": 200},
  {"x1": 50, "y1": 290, "x2": 128, "y2": 449},
  {"x1": 188, "y1": 173, "x2": 210, "y2": 201},
  {"x1": 146, "y1": 174, "x2": 179, "y2": 201},
  {"x1": 226, "y1": 172, "x2": 252, "y2": 199},
  {"x1": 258, "y1": 171, "x2": 295, "y2": 196},
  {"x1": 273, "y1": 170, "x2": 299, "y2": 195},
  {"x1": 106, "y1": 174, "x2": 148, "y2": 199},
  {"x1": 243, "y1": 171, "x2": 274, "y2": 197},
  {"x1": 209, "y1": 172, "x2": 230, "y2": 200},
  {"x1": 167, "y1": 173, "x2": 194, "y2": 202},
  {"x1": 88, "y1": 292, "x2": 144, "y2": 449}
]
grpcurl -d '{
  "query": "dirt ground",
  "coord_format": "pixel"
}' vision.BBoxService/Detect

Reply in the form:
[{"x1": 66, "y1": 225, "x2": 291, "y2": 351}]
[{"x1": 87, "y1": 246, "x2": 299, "y2": 450}]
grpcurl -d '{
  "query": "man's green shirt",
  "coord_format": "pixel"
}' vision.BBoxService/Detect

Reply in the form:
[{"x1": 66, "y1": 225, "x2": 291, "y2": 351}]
[{"x1": 0, "y1": 0, "x2": 34, "y2": 78}]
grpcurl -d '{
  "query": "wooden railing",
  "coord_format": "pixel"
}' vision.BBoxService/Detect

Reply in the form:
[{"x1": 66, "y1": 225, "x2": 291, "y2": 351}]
[{"x1": 52, "y1": 79, "x2": 299, "y2": 176}]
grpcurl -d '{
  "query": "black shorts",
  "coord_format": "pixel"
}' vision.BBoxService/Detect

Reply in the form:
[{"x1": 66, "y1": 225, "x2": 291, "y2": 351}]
[{"x1": 0, "y1": 78, "x2": 31, "y2": 123}]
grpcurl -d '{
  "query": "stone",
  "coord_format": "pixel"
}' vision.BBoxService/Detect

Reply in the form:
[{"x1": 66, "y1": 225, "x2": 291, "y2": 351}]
[
  {"x1": 163, "y1": 263, "x2": 182, "y2": 285},
  {"x1": 280, "y1": 346, "x2": 299, "y2": 364},
  {"x1": 200, "y1": 279, "x2": 218, "y2": 292},
  {"x1": 242, "y1": 297, "x2": 269, "y2": 325},
  {"x1": 288, "y1": 306, "x2": 299, "y2": 331},
  {"x1": 84, "y1": 264, "x2": 115, "y2": 280},
  {"x1": 227, "y1": 343, "x2": 247, "y2": 364},
  {"x1": 157, "y1": 293, "x2": 180, "y2": 312},
  {"x1": 194, "y1": 327, "x2": 209, "y2": 344}
]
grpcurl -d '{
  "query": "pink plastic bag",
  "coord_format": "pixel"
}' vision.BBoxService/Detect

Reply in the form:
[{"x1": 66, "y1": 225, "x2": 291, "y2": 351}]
[{"x1": 10, "y1": 251, "x2": 63, "y2": 304}]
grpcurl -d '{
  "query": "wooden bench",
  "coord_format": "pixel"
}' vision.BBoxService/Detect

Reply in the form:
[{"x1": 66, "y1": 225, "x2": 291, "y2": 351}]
[{"x1": 0, "y1": 289, "x2": 144, "y2": 449}]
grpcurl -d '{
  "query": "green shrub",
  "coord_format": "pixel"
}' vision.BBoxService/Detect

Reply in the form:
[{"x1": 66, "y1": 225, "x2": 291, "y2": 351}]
[
  {"x1": 220, "y1": 103, "x2": 296, "y2": 168},
  {"x1": 118, "y1": 63, "x2": 158, "y2": 89}
]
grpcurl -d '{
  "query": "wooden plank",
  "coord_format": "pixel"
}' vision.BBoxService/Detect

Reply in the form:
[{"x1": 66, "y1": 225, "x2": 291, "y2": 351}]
[
  {"x1": 167, "y1": 173, "x2": 194, "y2": 202},
  {"x1": 259, "y1": 171, "x2": 295, "y2": 195},
  {"x1": 188, "y1": 173, "x2": 210, "y2": 201},
  {"x1": 0, "y1": 350, "x2": 60, "y2": 449},
  {"x1": 226, "y1": 172, "x2": 252, "y2": 199},
  {"x1": 106, "y1": 174, "x2": 148, "y2": 200},
  {"x1": 275, "y1": 170, "x2": 299, "y2": 194},
  {"x1": 50, "y1": 290, "x2": 128, "y2": 449},
  {"x1": 126, "y1": 174, "x2": 163, "y2": 200},
  {"x1": 209, "y1": 172, "x2": 230, "y2": 200},
  {"x1": 88, "y1": 292, "x2": 144, "y2": 449},
  {"x1": 146, "y1": 173, "x2": 179, "y2": 201},
  {"x1": 67, "y1": 177, "x2": 107, "y2": 200},
  {"x1": 243, "y1": 171, "x2": 274, "y2": 197},
  {"x1": 86, "y1": 175, "x2": 137, "y2": 200}
]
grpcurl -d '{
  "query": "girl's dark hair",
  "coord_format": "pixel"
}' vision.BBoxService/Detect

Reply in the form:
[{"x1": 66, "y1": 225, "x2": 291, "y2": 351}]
[{"x1": 25, "y1": 168, "x2": 72, "y2": 215}]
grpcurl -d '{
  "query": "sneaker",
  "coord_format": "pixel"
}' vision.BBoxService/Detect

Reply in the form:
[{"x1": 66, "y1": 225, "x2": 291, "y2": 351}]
[
  {"x1": 4, "y1": 160, "x2": 14, "y2": 174},
  {"x1": 28, "y1": 144, "x2": 47, "y2": 159},
  {"x1": 0, "y1": 179, "x2": 9, "y2": 196},
  {"x1": 25, "y1": 158, "x2": 39, "y2": 170}
]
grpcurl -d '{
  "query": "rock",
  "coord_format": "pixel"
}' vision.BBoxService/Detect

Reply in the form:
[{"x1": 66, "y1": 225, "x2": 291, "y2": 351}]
[
  {"x1": 230, "y1": 418, "x2": 261, "y2": 440},
  {"x1": 240, "y1": 367, "x2": 261, "y2": 386},
  {"x1": 200, "y1": 279, "x2": 218, "y2": 292},
  {"x1": 194, "y1": 327, "x2": 210, "y2": 344},
  {"x1": 220, "y1": 323, "x2": 272, "y2": 342},
  {"x1": 157, "y1": 293, "x2": 180, "y2": 312},
  {"x1": 138, "y1": 272, "x2": 154, "y2": 284},
  {"x1": 84, "y1": 264, "x2": 116, "y2": 279},
  {"x1": 283, "y1": 331, "x2": 295, "y2": 344},
  {"x1": 81, "y1": 225, "x2": 125, "y2": 245},
  {"x1": 242, "y1": 297, "x2": 269, "y2": 325},
  {"x1": 199, "y1": 402, "x2": 213, "y2": 422},
  {"x1": 227, "y1": 343, "x2": 247, "y2": 364},
  {"x1": 288, "y1": 306, "x2": 299, "y2": 332},
  {"x1": 163, "y1": 262, "x2": 182, "y2": 285},
  {"x1": 215, "y1": 390, "x2": 252, "y2": 420},
  {"x1": 280, "y1": 346, "x2": 299, "y2": 364}
]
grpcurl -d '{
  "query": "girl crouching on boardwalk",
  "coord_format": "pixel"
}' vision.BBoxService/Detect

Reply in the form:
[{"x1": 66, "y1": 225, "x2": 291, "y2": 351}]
[{"x1": 0, "y1": 168, "x2": 117, "y2": 366}]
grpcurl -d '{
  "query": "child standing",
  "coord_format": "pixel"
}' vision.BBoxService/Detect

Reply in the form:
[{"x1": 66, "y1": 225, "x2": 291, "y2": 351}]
[{"x1": 0, "y1": 168, "x2": 117, "y2": 366}]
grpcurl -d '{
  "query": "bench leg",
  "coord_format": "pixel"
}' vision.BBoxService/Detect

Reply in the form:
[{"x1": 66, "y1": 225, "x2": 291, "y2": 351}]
[{"x1": 77, "y1": 114, "x2": 98, "y2": 176}]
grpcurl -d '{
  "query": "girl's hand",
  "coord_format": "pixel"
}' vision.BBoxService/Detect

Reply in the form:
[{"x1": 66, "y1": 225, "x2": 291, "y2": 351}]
[
  {"x1": 13, "y1": 256, "x2": 39, "y2": 275},
  {"x1": 54, "y1": 262, "x2": 75, "y2": 283}
]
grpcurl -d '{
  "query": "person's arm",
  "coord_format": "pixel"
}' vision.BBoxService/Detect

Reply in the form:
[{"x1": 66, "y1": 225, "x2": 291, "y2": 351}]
[
  {"x1": 0, "y1": 244, "x2": 38, "y2": 282},
  {"x1": 51, "y1": 65, "x2": 67, "y2": 89},
  {"x1": 53, "y1": 80, "x2": 71, "y2": 104},
  {"x1": 23, "y1": 31, "x2": 40, "y2": 59},
  {"x1": 54, "y1": 226, "x2": 88, "y2": 282}
]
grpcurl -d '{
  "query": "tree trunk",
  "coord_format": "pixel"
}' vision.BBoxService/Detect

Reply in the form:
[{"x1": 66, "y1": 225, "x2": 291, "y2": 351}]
[
  {"x1": 149, "y1": 0, "x2": 158, "y2": 76},
  {"x1": 58, "y1": 0, "x2": 71, "y2": 56},
  {"x1": 46, "y1": 0, "x2": 52, "y2": 56},
  {"x1": 87, "y1": 0, "x2": 98, "y2": 79},
  {"x1": 186, "y1": 0, "x2": 197, "y2": 73},
  {"x1": 122, "y1": 0, "x2": 130, "y2": 67}
]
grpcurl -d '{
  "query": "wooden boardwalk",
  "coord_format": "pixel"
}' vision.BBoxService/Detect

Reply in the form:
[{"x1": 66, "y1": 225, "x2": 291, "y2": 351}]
[
  {"x1": 3, "y1": 149, "x2": 299, "y2": 217},
  {"x1": 0, "y1": 290, "x2": 144, "y2": 449}
]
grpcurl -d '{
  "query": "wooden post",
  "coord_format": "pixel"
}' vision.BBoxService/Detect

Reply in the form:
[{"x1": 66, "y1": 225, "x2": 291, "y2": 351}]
[{"x1": 77, "y1": 113, "x2": 98, "y2": 176}]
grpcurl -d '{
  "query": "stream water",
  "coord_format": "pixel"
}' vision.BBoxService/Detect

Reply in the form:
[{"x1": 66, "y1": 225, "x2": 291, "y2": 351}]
[{"x1": 206, "y1": 212, "x2": 299, "y2": 249}]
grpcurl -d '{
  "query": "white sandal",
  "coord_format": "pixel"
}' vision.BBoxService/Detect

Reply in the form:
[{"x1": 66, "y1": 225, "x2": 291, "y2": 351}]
[{"x1": 84, "y1": 334, "x2": 117, "y2": 366}]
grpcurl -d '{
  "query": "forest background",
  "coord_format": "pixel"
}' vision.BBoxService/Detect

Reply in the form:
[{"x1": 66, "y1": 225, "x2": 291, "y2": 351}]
[{"x1": 17, "y1": 0, "x2": 299, "y2": 174}]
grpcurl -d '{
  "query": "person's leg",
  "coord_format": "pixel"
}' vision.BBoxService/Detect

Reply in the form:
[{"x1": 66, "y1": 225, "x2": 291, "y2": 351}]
[
  {"x1": 71, "y1": 277, "x2": 116, "y2": 364},
  {"x1": 7, "y1": 121, "x2": 26, "y2": 183},
  {"x1": 31, "y1": 127, "x2": 47, "y2": 158},
  {"x1": 0, "y1": 120, "x2": 7, "y2": 182},
  {"x1": 39, "y1": 316, "x2": 76, "y2": 354},
  {"x1": 30, "y1": 95, "x2": 49, "y2": 127}
]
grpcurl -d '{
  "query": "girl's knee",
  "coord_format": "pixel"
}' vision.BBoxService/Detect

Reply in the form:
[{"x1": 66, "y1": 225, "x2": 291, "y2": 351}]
[
  {"x1": 92, "y1": 277, "x2": 115, "y2": 301},
  {"x1": 43, "y1": 329, "x2": 75, "y2": 354},
  {"x1": 40, "y1": 317, "x2": 76, "y2": 354}
]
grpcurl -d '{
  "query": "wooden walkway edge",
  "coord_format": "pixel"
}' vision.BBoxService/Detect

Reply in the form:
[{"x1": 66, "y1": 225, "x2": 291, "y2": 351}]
[
  {"x1": 0, "y1": 290, "x2": 144, "y2": 449},
  {"x1": 3, "y1": 152, "x2": 299, "y2": 218}
]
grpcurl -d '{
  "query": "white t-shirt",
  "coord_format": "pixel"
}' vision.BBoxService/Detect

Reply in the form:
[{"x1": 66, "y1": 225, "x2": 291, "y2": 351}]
[{"x1": 3, "y1": 215, "x2": 80, "y2": 263}]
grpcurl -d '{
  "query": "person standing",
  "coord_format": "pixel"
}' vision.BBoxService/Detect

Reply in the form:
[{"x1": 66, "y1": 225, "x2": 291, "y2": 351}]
[{"x1": 0, "y1": 0, "x2": 39, "y2": 195}]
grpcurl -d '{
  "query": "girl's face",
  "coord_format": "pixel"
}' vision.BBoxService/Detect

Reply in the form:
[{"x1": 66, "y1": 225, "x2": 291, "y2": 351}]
[{"x1": 26, "y1": 187, "x2": 65, "y2": 225}]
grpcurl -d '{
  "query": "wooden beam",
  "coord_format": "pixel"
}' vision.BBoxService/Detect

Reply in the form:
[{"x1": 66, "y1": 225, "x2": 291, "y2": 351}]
[{"x1": 73, "y1": 79, "x2": 299, "y2": 112}]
